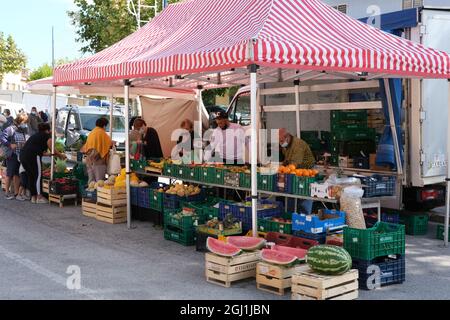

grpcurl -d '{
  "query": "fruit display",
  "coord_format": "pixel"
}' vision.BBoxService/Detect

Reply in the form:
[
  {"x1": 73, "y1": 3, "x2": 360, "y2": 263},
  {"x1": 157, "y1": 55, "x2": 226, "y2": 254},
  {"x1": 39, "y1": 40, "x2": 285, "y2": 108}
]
[
  {"x1": 55, "y1": 159, "x2": 68, "y2": 173},
  {"x1": 114, "y1": 168, "x2": 141, "y2": 188},
  {"x1": 206, "y1": 214, "x2": 240, "y2": 230},
  {"x1": 260, "y1": 248, "x2": 298, "y2": 266},
  {"x1": 165, "y1": 183, "x2": 201, "y2": 197},
  {"x1": 206, "y1": 237, "x2": 242, "y2": 257},
  {"x1": 227, "y1": 236, "x2": 266, "y2": 251},
  {"x1": 227, "y1": 166, "x2": 251, "y2": 174},
  {"x1": 306, "y1": 245, "x2": 352, "y2": 275},
  {"x1": 273, "y1": 245, "x2": 307, "y2": 260},
  {"x1": 278, "y1": 164, "x2": 319, "y2": 177}
]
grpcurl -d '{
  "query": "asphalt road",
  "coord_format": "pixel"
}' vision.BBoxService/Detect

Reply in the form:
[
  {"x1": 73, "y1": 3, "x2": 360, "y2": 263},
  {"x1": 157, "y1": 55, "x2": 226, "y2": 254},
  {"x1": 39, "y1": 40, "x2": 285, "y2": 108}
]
[{"x1": 0, "y1": 195, "x2": 449, "y2": 300}]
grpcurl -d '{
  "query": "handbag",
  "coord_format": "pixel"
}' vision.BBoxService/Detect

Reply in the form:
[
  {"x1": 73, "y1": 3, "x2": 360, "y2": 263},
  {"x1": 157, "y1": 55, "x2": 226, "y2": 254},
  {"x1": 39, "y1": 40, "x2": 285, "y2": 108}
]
[{"x1": 107, "y1": 147, "x2": 122, "y2": 175}]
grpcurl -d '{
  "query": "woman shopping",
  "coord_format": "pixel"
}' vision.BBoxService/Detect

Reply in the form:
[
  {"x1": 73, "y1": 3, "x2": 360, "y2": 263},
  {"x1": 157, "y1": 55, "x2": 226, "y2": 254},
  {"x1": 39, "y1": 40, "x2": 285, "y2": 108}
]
[
  {"x1": 82, "y1": 118, "x2": 114, "y2": 183},
  {"x1": 20, "y1": 123, "x2": 66, "y2": 204}
]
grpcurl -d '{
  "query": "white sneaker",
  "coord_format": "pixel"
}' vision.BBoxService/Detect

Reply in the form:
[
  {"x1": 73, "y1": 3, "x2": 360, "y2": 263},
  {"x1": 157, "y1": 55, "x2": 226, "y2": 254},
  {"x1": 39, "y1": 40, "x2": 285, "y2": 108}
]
[
  {"x1": 36, "y1": 198, "x2": 48, "y2": 204},
  {"x1": 5, "y1": 193, "x2": 15, "y2": 200},
  {"x1": 16, "y1": 195, "x2": 26, "y2": 201}
]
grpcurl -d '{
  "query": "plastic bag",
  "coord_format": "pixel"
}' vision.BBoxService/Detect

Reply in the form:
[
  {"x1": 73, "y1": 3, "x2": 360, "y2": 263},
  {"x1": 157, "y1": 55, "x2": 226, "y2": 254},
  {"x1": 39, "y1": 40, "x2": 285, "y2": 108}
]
[
  {"x1": 107, "y1": 147, "x2": 122, "y2": 175},
  {"x1": 340, "y1": 186, "x2": 366, "y2": 229}
]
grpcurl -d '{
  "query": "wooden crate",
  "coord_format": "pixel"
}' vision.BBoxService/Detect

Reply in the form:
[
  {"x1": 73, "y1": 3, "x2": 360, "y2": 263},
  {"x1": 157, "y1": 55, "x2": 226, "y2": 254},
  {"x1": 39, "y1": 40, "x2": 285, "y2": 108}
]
[
  {"x1": 49, "y1": 193, "x2": 78, "y2": 208},
  {"x1": 82, "y1": 200, "x2": 97, "y2": 218},
  {"x1": 256, "y1": 262, "x2": 298, "y2": 296},
  {"x1": 42, "y1": 179, "x2": 50, "y2": 194},
  {"x1": 96, "y1": 202, "x2": 127, "y2": 224},
  {"x1": 291, "y1": 268, "x2": 359, "y2": 300},
  {"x1": 205, "y1": 251, "x2": 260, "y2": 288},
  {"x1": 96, "y1": 187, "x2": 127, "y2": 207}
]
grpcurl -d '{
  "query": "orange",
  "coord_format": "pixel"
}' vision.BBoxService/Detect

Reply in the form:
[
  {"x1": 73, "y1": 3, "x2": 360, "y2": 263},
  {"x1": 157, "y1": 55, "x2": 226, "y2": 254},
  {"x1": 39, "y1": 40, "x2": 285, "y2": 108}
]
[
  {"x1": 312, "y1": 169, "x2": 319, "y2": 176},
  {"x1": 295, "y1": 169, "x2": 303, "y2": 177},
  {"x1": 288, "y1": 164, "x2": 296, "y2": 172},
  {"x1": 278, "y1": 166, "x2": 285, "y2": 174}
]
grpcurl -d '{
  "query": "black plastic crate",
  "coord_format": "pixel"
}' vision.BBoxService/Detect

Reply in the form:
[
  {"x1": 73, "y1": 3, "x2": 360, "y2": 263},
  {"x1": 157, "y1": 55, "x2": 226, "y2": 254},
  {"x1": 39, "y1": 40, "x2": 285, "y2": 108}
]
[
  {"x1": 360, "y1": 175, "x2": 396, "y2": 197},
  {"x1": 352, "y1": 255, "x2": 405, "y2": 290},
  {"x1": 292, "y1": 230, "x2": 327, "y2": 244}
]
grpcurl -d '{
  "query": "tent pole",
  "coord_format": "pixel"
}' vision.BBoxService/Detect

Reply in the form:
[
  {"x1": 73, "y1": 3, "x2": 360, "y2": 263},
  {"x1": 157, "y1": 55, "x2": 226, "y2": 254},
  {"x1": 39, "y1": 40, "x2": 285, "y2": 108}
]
[
  {"x1": 294, "y1": 80, "x2": 301, "y2": 138},
  {"x1": 197, "y1": 86, "x2": 203, "y2": 164},
  {"x1": 445, "y1": 79, "x2": 450, "y2": 247},
  {"x1": 50, "y1": 86, "x2": 57, "y2": 181},
  {"x1": 124, "y1": 80, "x2": 131, "y2": 229},
  {"x1": 249, "y1": 64, "x2": 258, "y2": 237},
  {"x1": 384, "y1": 79, "x2": 403, "y2": 176},
  {"x1": 109, "y1": 94, "x2": 114, "y2": 136}
]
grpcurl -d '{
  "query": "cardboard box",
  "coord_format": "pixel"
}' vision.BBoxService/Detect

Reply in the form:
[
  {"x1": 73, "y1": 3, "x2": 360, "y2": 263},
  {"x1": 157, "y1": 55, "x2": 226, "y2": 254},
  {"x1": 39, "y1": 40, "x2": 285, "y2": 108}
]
[{"x1": 369, "y1": 154, "x2": 391, "y2": 171}]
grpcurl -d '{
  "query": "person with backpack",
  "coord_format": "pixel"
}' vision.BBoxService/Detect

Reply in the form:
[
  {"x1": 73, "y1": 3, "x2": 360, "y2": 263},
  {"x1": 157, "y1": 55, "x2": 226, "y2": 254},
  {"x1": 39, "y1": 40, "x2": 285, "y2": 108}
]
[{"x1": 0, "y1": 113, "x2": 29, "y2": 200}]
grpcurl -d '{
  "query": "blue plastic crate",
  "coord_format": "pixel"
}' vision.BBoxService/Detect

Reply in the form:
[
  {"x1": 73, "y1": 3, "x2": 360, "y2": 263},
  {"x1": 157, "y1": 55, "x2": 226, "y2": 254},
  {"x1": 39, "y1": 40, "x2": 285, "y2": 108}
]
[
  {"x1": 277, "y1": 174, "x2": 293, "y2": 194},
  {"x1": 352, "y1": 255, "x2": 405, "y2": 290},
  {"x1": 229, "y1": 200, "x2": 283, "y2": 231},
  {"x1": 163, "y1": 190, "x2": 205, "y2": 210},
  {"x1": 292, "y1": 209, "x2": 346, "y2": 234},
  {"x1": 219, "y1": 202, "x2": 235, "y2": 220},
  {"x1": 130, "y1": 187, "x2": 139, "y2": 206},
  {"x1": 382, "y1": 212, "x2": 400, "y2": 224},
  {"x1": 292, "y1": 230, "x2": 327, "y2": 244},
  {"x1": 360, "y1": 175, "x2": 396, "y2": 198},
  {"x1": 138, "y1": 187, "x2": 151, "y2": 209}
]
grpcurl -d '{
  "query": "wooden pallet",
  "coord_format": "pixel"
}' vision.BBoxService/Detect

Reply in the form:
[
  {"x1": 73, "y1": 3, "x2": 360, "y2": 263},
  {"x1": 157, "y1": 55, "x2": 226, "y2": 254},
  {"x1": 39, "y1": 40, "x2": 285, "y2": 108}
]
[
  {"x1": 42, "y1": 179, "x2": 50, "y2": 194},
  {"x1": 291, "y1": 268, "x2": 359, "y2": 300},
  {"x1": 49, "y1": 193, "x2": 78, "y2": 208},
  {"x1": 82, "y1": 200, "x2": 97, "y2": 218},
  {"x1": 96, "y1": 187, "x2": 127, "y2": 207},
  {"x1": 205, "y1": 251, "x2": 260, "y2": 288},
  {"x1": 96, "y1": 202, "x2": 127, "y2": 224},
  {"x1": 256, "y1": 262, "x2": 299, "y2": 296}
]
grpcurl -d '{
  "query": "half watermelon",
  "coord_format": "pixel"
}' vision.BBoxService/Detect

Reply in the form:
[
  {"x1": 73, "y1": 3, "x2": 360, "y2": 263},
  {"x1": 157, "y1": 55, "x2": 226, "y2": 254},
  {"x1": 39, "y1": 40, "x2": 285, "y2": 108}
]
[
  {"x1": 273, "y1": 245, "x2": 307, "y2": 261},
  {"x1": 207, "y1": 237, "x2": 241, "y2": 257},
  {"x1": 261, "y1": 249, "x2": 297, "y2": 266},
  {"x1": 227, "y1": 236, "x2": 266, "y2": 251}
]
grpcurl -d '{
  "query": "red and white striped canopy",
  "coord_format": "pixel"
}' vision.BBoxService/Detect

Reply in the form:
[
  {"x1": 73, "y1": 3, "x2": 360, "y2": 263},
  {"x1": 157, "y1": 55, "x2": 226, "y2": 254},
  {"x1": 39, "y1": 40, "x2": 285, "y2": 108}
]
[{"x1": 54, "y1": 0, "x2": 450, "y2": 86}]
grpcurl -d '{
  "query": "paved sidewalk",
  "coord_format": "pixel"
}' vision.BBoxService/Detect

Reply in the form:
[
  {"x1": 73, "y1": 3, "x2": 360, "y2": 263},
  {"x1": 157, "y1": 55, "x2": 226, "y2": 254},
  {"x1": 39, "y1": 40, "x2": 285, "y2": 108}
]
[{"x1": 0, "y1": 196, "x2": 448, "y2": 300}]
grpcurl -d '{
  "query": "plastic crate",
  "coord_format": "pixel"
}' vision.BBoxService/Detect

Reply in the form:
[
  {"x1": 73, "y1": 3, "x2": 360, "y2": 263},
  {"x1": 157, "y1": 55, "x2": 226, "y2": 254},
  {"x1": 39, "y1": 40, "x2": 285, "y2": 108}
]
[
  {"x1": 164, "y1": 210, "x2": 201, "y2": 230},
  {"x1": 199, "y1": 167, "x2": 224, "y2": 184},
  {"x1": 49, "y1": 178, "x2": 79, "y2": 195},
  {"x1": 331, "y1": 140, "x2": 377, "y2": 157},
  {"x1": 163, "y1": 191, "x2": 205, "y2": 210},
  {"x1": 163, "y1": 163, "x2": 175, "y2": 176},
  {"x1": 331, "y1": 128, "x2": 376, "y2": 142},
  {"x1": 344, "y1": 222, "x2": 405, "y2": 260},
  {"x1": 224, "y1": 171, "x2": 240, "y2": 187},
  {"x1": 287, "y1": 235, "x2": 319, "y2": 249},
  {"x1": 381, "y1": 212, "x2": 400, "y2": 224},
  {"x1": 292, "y1": 230, "x2": 327, "y2": 244},
  {"x1": 331, "y1": 121, "x2": 368, "y2": 131},
  {"x1": 137, "y1": 187, "x2": 151, "y2": 209},
  {"x1": 291, "y1": 176, "x2": 317, "y2": 196},
  {"x1": 228, "y1": 200, "x2": 283, "y2": 231},
  {"x1": 331, "y1": 110, "x2": 367, "y2": 122},
  {"x1": 239, "y1": 172, "x2": 251, "y2": 189},
  {"x1": 436, "y1": 224, "x2": 450, "y2": 241},
  {"x1": 183, "y1": 165, "x2": 200, "y2": 182},
  {"x1": 164, "y1": 225, "x2": 195, "y2": 246},
  {"x1": 352, "y1": 255, "x2": 405, "y2": 290},
  {"x1": 257, "y1": 173, "x2": 277, "y2": 192},
  {"x1": 277, "y1": 173, "x2": 293, "y2": 194},
  {"x1": 130, "y1": 187, "x2": 139, "y2": 206},
  {"x1": 130, "y1": 159, "x2": 147, "y2": 171},
  {"x1": 271, "y1": 219, "x2": 292, "y2": 234},
  {"x1": 292, "y1": 209, "x2": 346, "y2": 234},
  {"x1": 360, "y1": 175, "x2": 396, "y2": 198},
  {"x1": 400, "y1": 214, "x2": 429, "y2": 236},
  {"x1": 258, "y1": 218, "x2": 273, "y2": 233},
  {"x1": 219, "y1": 202, "x2": 235, "y2": 219}
]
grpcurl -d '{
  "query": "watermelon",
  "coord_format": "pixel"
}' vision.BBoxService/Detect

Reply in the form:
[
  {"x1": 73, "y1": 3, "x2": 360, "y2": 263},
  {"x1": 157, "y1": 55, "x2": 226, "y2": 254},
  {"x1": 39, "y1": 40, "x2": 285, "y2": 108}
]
[
  {"x1": 261, "y1": 249, "x2": 297, "y2": 265},
  {"x1": 227, "y1": 236, "x2": 266, "y2": 251},
  {"x1": 273, "y1": 245, "x2": 307, "y2": 261},
  {"x1": 306, "y1": 245, "x2": 352, "y2": 275},
  {"x1": 207, "y1": 237, "x2": 241, "y2": 257}
]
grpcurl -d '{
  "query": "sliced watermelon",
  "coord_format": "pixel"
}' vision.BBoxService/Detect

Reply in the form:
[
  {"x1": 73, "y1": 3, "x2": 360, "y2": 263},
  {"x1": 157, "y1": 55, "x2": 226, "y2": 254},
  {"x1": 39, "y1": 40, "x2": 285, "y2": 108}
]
[
  {"x1": 207, "y1": 237, "x2": 241, "y2": 257},
  {"x1": 227, "y1": 236, "x2": 266, "y2": 251},
  {"x1": 273, "y1": 245, "x2": 307, "y2": 260},
  {"x1": 261, "y1": 249, "x2": 297, "y2": 266}
]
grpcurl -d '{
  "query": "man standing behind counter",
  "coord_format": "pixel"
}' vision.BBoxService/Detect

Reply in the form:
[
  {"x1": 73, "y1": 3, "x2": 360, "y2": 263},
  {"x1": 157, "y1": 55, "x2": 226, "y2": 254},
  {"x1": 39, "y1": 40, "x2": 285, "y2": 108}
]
[{"x1": 279, "y1": 128, "x2": 315, "y2": 168}]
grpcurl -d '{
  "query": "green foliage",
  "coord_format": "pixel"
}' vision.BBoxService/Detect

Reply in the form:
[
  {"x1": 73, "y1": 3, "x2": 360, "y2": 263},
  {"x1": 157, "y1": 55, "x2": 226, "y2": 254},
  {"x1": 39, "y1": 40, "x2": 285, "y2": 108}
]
[
  {"x1": 68, "y1": 0, "x2": 181, "y2": 54},
  {"x1": 29, "y1": 58, "x2": 74, "y2": 81},
  {"x1": 0, "y1": 33, "x2": 27, "y2": 82},
  {"x1": 202, "y1": 86, "x2": 241, "y2": 106}
]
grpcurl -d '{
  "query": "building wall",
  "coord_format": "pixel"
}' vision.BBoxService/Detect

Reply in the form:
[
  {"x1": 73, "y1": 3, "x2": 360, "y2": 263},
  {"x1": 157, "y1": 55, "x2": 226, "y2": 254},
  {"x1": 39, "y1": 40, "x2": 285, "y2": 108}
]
[
  {"x1": 322, "y1": 0, "x2": 403, "y2": 18},
  {"x1": 0, "y1": 70, "x2": 28, "y2": 91}
]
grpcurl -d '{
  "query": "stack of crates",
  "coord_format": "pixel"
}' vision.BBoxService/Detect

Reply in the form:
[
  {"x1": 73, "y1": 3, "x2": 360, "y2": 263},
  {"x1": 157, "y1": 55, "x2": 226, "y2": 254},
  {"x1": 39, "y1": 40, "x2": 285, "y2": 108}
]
[
  {"x1": 292, "y1": 210, "x2": 346, "y2": 244},
  {"x1": 164, "y1": 207, "x2": 201, "y2": 246},
  {"x1": 400, "y1": 213, "x2": 429, "y2": 236},
  {"x1": 330, "y1": 110, "x2": 376, "y2": 167},
  {"x1": 344, "y1": 222, "x2": 406, "y2": 290}
]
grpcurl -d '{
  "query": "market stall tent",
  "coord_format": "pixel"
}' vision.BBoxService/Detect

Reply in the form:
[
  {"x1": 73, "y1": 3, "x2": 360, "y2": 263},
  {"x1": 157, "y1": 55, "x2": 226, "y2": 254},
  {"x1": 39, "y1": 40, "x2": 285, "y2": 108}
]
[{"x1": 54, "y1": 0, "x2": 450, "y2": 244}]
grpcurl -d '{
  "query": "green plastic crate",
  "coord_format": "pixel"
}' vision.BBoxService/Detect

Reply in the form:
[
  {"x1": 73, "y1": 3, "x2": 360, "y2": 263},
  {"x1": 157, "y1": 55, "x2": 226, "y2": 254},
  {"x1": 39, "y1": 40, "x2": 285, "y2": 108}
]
[
  {"x1": 164, "y1": 210, "x2": 201, "y2": 230},
  {"x1": 239, "y1": 172, "x2": 251, "y2": 189},
  {"x1": 164, "y1": 226, "x2": 195, "y2": 246},
  {"x1": 330, "y1": 154, "x2": 339, "y2": 166},
  {"x1": 400, "y1": 214, "x2": 429, "y2": 236},
  {"x1": 436, "y1": 224, "x2": 450, "y2": 240},
  {"x1": 331, "y1": 128, "x2": 376, "y2": 142},
  {"x1": 163, "y1": 163, "x2": 175, "y2": 176},
  {"x1": 183, "y1": 165, "x2": 200, "y2": 182},
  {"x1": 344, "y1": 222, "x2": 405, "y2": 260},
  {"x1": 291, "y1": 176, "x2": 317, "y2": 196},
  {"x1": 149, "y1": 189, "x2": 164, "y2": 212},
  {"x1": 199, "y1": 167, "x2": 223, "y2": 184},
  {"x1": 331, "y1": 121, "x2": 368, "y2": 131},
  {"x1": 257, "y1": 173, "x2": 277, "y2": 192},
  {"x1": 258, "y1": 218, "x2": 272, "y2": 233},
  {"x1": 271, "y1": 219, "x2": 292, "y2": 234},
  {"x1": 331, "y1": 110, "x2": 367, "y2": 122},
  {"x1": 130, "y1": 159, "x2": 147, "y2": 171}
]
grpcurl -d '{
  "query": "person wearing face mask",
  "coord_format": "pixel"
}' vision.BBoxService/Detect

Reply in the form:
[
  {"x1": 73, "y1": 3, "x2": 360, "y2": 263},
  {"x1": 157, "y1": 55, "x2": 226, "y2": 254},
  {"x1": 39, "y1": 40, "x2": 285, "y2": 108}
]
[
  {"x1": 206, "y1": 111, "x2": 247, "y2": 165},
  {"x1": 2, "y1": 109, "x2": 14, "y2": 130},
  {"x1": 27, "y1": 107, "x2": 43, "y2": 136},
  {"x1": 0, "y1": 113, "x2": 29, "y2": 200},
  {"x1": 133, "y1": 118, "x2": 163, "y2": 159},
  {"x1": 81, "y1": 117, "x2": 114, "y2": 183},
  {"x1": 279, "y1": 128, "x2": 315, "y2": 169}
]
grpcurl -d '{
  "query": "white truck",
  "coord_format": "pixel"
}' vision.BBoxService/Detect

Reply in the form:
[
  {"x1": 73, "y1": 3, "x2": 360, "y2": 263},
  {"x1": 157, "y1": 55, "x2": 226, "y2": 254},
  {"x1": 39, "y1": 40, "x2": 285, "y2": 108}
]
[{"x1": 223, "y1": 5, "x2": 450, "y2": 211}]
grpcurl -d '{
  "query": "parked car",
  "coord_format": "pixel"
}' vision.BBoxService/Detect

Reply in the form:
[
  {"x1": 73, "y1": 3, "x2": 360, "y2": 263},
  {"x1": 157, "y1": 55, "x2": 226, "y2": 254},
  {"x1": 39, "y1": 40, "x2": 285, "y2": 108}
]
[{"x1": 55, "y1": 105, "x2": 126, "y2": 150}]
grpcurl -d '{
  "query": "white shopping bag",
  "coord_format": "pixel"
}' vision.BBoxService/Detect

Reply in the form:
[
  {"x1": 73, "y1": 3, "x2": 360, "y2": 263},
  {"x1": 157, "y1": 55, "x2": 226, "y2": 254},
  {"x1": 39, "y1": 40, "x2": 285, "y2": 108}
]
[{"x1": 107, "y1": 147, "x2": 122, "y2": 175}]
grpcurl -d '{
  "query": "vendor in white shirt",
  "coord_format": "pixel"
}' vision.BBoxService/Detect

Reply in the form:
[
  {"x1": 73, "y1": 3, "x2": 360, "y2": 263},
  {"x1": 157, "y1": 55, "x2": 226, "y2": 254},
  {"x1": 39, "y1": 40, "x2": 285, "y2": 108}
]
[{"x1": 206, "y1": 111, "x2": 247, "y2": 165}]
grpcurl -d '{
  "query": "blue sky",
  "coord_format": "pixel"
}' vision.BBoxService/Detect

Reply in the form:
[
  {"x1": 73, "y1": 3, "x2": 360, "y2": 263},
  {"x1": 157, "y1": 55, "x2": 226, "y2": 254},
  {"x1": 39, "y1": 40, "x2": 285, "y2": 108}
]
[{"x1": 0, "y1": 0, "x2": 85, "y2": 70}]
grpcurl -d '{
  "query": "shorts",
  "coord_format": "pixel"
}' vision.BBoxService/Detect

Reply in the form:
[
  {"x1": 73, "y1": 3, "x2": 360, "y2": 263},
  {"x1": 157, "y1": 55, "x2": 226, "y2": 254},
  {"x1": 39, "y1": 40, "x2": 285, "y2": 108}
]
[{"x1": 6, "y1": 154, "x2": 20, "y2": 177}]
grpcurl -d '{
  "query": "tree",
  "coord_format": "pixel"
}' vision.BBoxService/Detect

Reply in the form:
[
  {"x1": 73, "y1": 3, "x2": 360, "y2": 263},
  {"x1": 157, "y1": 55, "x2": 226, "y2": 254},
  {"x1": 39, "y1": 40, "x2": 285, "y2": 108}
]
[
  {"x1": 29, "y1": 58, "x2": 74, "y2": 81},
  {"x1": 0, "y1": 33, "x2": 27, "y2": 82},
  {"x1": 68, "y1": 0, "x2": 181, "y2": 54}
]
